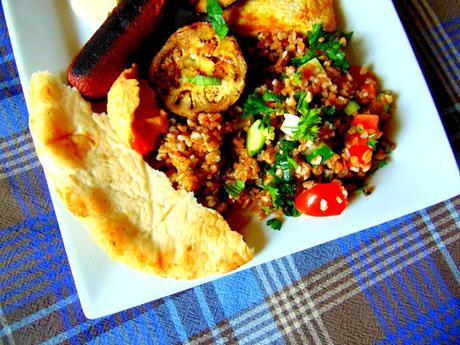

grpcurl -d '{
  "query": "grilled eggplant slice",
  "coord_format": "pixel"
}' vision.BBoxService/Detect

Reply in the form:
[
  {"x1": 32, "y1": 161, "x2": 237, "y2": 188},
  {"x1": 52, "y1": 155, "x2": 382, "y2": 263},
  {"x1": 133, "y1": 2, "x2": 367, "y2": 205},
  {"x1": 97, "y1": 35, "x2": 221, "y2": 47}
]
[{"x1": 149, "y1": 22, "x2": 247, "y2": 118}]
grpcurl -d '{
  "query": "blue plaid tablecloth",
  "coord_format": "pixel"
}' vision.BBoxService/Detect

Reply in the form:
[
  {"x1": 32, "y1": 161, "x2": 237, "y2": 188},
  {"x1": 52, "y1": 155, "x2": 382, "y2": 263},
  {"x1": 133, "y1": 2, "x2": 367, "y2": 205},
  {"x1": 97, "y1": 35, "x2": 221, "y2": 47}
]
[{"x1": 1, "y1": 0, "x2": 459, "y2": 344}]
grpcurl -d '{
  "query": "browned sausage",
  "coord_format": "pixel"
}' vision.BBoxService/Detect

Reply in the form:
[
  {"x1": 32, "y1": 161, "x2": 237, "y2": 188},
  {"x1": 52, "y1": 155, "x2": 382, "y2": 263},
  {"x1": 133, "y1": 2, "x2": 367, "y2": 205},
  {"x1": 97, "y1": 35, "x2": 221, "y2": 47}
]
[{"x1": 67, "y1": 0, "x2": 167, "y2": 99}]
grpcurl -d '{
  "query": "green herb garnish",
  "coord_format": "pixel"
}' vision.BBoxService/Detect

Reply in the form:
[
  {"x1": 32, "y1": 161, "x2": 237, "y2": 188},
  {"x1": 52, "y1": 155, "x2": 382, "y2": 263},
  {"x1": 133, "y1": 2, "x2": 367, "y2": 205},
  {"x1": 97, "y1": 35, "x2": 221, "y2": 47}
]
[
  {"x1": 292, "y1": 24, "x2": 353, "y2": 72},
  {"x1": 207, "y1": 0, "x2": 229, "y2": 40},
  {"x1": 224, "y1": 180, "x2": 245, "y2": 198},
  {"x1": 367, "y1": 133, "x2": 379, "y2": 150},
  {"x1": 188, "y1": 75, "x2": 222, "y2": 86},
  {"x1": 243, "y1": 91, "x2": 284, "y2": 130},
  {"x1": 293, "y1": 94, "x2": 321, "y2": 141},
  {"x1": 266, "y1": 218, "x2": 282, "y2": 231}
]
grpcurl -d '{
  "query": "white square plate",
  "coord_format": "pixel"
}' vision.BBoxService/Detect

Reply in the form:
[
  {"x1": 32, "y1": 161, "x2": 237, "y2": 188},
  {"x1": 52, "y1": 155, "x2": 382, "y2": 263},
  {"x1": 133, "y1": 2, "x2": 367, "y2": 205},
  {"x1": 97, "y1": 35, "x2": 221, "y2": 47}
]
[{"x1": 4, "y1": 0, "x2": 460, "y2": 319}]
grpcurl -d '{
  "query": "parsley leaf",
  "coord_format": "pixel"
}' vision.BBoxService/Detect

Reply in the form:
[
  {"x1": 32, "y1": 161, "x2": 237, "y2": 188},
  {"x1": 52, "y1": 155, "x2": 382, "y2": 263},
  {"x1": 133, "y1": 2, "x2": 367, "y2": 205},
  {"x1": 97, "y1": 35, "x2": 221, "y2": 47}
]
[
  {"x1": 207, "y1": 0, "x2": 229, "y2": 40},
  {"x1": 293, "y1": 95, "x2": 321, "y2": 141},
  {"x1": 243, "y1": 92, "x2": 272, "y2": 118},
  {"x1": 224, "y1": 180, "x2": 245, "y2": 198},
  {"x1": 267, "y1": 218, "x2": 282, "y2": 231},
  {"x1": 243, "y1": 91, "x2": 284, "y2": 130},
  {"x1": 292, "y1": 24, "x2": 353, "y2": 72}
]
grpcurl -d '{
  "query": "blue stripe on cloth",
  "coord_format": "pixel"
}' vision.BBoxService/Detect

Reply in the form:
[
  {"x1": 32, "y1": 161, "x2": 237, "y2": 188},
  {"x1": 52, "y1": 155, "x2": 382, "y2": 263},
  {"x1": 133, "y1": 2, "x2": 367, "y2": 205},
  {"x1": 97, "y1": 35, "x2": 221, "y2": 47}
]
[
  {"x1": 193, "y1": 287, "x2": 223, "y2": 345},
  {"x1": 421, "y1": 209, "x2": 460, "y2": 285},
  {"x1": 347, "y1": 253, "x2": 393, "y2": 336},
  {"x1": 0, "y1": 295, "x2": 78, "y2": 337},
  {"x1": 199, "y1": 284, "x2": 227, "y2": 324},
  {"x1": 0, "y1": 95, "x2": 28, "y2": 144},
  {"x1": 290, "y1": 236, "x2": 343, "y2": 277},
  {"x1": 213, "y1": 269, "x2": 264, "y2": 318},
  {"x1": 164, "y1": 297, "x2": 188, "y2": 343},
  {"x1": 170, "y1": 290, "x2": 207, "y2": 339}
]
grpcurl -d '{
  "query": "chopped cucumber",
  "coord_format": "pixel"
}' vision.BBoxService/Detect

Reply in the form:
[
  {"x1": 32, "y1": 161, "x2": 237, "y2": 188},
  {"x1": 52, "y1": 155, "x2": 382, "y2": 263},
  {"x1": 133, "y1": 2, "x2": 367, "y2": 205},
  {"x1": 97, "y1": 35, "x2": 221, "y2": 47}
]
[
  {"x1": 344, "y1": 100, "x2": 360, "y2": 115},
  {"x1": 305, "y1": 143, "x2": 334, "y2": 165},
  {"x1": 246, "y1": 120, "x2": 267, "y2": 156},
  {"x1": 298, "y1": 57, "x2": 326, "y2": 76}
]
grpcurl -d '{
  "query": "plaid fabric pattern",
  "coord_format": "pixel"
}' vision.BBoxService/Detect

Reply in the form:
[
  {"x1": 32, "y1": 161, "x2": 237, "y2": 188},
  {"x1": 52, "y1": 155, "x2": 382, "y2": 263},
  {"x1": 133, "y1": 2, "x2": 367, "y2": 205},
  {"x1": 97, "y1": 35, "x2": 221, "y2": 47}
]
[{"x1": 1, "y1": 0, "x2": 459, "y2": 344}]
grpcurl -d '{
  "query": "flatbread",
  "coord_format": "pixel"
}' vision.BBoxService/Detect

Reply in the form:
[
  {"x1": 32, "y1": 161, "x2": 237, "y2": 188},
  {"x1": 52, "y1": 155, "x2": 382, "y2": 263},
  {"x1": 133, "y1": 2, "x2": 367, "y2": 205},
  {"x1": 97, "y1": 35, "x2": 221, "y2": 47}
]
[
  {"x1": 223, "y1": 0, "x2": 336, "y2": 37},
  {"x1": 28, "y1": 72, "x2": 253, "y2": 279}
]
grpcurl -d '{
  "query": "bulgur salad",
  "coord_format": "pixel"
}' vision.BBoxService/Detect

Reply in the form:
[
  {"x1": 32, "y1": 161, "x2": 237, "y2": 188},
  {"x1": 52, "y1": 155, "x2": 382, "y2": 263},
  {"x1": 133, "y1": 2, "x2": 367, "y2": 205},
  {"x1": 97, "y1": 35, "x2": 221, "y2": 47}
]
[{"x1": 146, "y1": 4, "x2": 395, "y2": 230}]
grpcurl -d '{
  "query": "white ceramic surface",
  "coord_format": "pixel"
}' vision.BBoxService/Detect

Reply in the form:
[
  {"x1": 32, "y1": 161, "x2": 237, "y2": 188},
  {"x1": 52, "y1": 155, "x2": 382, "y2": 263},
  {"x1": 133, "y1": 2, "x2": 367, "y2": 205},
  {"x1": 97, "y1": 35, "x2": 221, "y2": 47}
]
[{"x1": 3, "y1": 0, "x2": 459, "y2": 319}]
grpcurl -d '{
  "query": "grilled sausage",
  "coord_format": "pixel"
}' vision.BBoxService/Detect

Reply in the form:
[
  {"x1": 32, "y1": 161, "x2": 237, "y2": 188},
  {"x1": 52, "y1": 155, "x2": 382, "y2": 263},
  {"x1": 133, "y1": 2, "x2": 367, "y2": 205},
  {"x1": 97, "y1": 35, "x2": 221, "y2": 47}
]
[{"x1": 67, "y1": 0, "x2": 167, "y2": 99}]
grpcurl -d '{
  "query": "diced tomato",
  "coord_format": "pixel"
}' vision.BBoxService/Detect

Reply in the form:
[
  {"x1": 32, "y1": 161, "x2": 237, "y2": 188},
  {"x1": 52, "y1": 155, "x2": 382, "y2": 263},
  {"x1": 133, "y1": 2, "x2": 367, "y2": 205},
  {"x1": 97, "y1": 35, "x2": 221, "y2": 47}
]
[
  {"x1": 131, "y1": 80, "x2": 169, "y2": 155},
  {"x1": 351, "y1": 114, "x2": 380, "y2": 130},
  {"x1": 349, "y1": 143, "x2": 372, "y2": 164},
  {"x1": 295, "y1": 182, "x2": 347, "y2": 217}
]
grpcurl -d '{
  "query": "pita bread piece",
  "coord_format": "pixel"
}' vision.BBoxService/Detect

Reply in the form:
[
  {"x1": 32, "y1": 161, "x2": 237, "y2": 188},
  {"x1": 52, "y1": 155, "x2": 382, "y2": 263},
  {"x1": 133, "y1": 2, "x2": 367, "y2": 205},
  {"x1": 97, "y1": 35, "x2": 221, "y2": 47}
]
[{"x1": 28, "y1": 72, "x2": 253, "y2": 279}]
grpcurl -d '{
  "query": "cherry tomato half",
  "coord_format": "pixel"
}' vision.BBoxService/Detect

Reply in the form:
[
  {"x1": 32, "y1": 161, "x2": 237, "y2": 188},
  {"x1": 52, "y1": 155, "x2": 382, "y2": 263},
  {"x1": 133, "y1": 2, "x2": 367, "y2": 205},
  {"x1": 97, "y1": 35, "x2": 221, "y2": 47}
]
[{"x1": 295, "y1": 182, "x2": 347, "y2": 217}]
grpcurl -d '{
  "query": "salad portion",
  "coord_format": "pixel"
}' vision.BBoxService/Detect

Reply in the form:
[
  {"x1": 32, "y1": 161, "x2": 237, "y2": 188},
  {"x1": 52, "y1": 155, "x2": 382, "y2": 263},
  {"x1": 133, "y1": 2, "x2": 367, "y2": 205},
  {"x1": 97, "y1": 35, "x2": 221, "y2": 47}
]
[{"x1": 147, "y1": 17, "x2": 395, "y2": 229}]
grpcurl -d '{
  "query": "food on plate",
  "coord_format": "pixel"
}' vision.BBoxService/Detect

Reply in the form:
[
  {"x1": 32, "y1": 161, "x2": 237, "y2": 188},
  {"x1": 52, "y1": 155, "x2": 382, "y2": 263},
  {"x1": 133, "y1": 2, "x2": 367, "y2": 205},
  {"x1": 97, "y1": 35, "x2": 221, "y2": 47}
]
[
  {"x1": 67, "y1": 0, "x2": 167, "y2": 99},
  {"x1": 148, "y1": 22, "x2": 247, "y2": 118},
  {"x1": 29, "y1": 0, "x2": 395, "y2": 278},
  {"x1": 107, "y1": 64, "x2": 169, "y2": 154},
  {"x1": 190, "y1": 0, "x2": 237, "y2": 13},
  {"x1": 28, "y1": 72, "x2": 253, "y2": 279},
  {"x1": 223, "y1": 0, "x2": 336, "y2": 37}
]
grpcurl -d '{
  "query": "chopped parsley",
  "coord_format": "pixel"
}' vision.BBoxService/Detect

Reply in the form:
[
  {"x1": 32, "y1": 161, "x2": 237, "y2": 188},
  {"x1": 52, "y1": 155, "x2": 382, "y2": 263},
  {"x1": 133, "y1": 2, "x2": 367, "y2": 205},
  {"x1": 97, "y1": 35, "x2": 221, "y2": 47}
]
[
  {"x1": 266, "y1": 218, "x2": 282, "y2": 231},
  {"x1": 224, "y1": 180, "x2": 245, "y2": 198},
  {"x1": 207, "y1": 0, "x2": 229, "y2": 40},
  {"x1": 292, "y1": 24, "x2": 353, "y2": 72},
  {"x1": 188, "y1": 75, "x2": 222, "y2": 86},
  {"x1": 263, "y1": 140, "x2": 301, "y2": 218},
  {"x1": 293, "y1": 93, "x2": 321, "y2": 141},
  {"x1": 367, "y1": 133, "x2": 379, "y2": 150},
  {"x1": 243, "y1": 91, "x2": 284, "y2": 129}
]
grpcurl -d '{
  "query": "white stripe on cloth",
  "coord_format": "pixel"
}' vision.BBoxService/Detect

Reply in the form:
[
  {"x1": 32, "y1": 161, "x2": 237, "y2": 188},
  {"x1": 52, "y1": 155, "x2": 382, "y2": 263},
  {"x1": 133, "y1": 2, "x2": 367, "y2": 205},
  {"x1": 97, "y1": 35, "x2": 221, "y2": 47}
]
[
  {"x1": 0, "y1": 132, "x2": 30, "y2": 150},
  {"x1": 188, "y1": 208, "x2": 457, "y2": 345},
  {"x1": 1, "y1": 150, "x2": 37, "y2": 172},
  {"x1": 0, "y1": 160, "x2": 41, "y2": 180},
  {"x1": 0, "y1": 139, "x2": 34, "y2": 161},
  {"x1": 421, "y1": 209, "x2": 460, "y2": 284}
]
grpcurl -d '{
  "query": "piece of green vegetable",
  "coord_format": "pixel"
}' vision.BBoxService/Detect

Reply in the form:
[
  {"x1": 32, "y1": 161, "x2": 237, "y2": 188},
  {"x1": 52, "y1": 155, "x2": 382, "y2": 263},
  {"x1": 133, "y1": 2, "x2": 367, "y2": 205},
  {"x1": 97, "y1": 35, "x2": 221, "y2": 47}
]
[
  {"x1": 246, "y1": 120, "x2": 267, "y2": 156},
  {"x1": 367, "y1": 133, "x2": 379, "y2": 150},
  {"x1": 292, "y1": 24, "x2": 353, "y2": 72},
  {"x1": 344, "y1": 100, "x2": 360, "y2": 115},
  {"x1": 305, "y1": 143, "x2": 334, "y2": 165},
  {"x1": 266, "y1": 218, "x2": 282, "y2": 231},
  {"x1": 207, "y1": 0, "x2": 229, "y2": 40},
  {"x1": 293, "y1": 98, "x2": 321, "y2": 142},
  {"x1": 224, "y1": 180, "x2": 245, "y2": 198},
  {"x1": 188, "y1": 75, "x2": 222, "y2": 86}
]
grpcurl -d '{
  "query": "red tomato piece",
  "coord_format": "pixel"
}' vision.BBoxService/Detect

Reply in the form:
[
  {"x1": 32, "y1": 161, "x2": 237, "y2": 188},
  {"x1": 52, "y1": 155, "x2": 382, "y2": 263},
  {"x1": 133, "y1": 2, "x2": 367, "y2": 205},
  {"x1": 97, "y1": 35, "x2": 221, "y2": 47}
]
[
  {"x1": 352, "y1": 114, "x2": 380, "y2": 130},
  {"x1": 349, "y1": 143, "x2": 372, "y2": 164},
  {"x1": 295, "y1": 182, "x2": 347, "y2": 217}
]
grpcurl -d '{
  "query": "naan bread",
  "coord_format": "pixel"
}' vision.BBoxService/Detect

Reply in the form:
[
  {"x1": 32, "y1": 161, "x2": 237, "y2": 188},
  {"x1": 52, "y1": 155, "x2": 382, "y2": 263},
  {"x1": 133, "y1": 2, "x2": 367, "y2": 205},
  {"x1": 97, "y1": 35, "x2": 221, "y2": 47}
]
[
  {"x1": 28, "y1": 72, "x2": 253, "y2": 279},
  {"x1": 223, "y1": 0, "x2": 336, "y2": 37}
]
